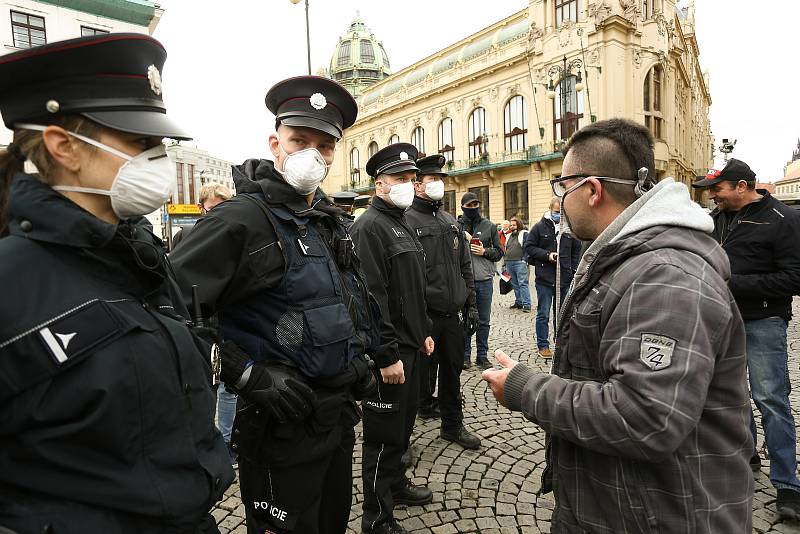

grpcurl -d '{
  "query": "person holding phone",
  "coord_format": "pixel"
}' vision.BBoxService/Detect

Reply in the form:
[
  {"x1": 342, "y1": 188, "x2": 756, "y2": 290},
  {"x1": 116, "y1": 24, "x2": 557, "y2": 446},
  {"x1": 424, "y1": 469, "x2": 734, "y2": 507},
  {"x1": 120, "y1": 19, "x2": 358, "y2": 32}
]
[{"x1": 458, "y1": 192, "x2": 503, "y2": 370}]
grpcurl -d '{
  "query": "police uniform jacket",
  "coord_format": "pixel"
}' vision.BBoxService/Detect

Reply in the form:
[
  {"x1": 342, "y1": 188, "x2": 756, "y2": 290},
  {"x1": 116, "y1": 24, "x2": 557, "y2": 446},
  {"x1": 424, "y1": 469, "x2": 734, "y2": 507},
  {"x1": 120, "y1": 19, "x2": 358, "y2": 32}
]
[
  {"x1": 405, "y1": 195, "x2": 476, "y2": 316},
  {"x1": 350, "y1": 196, "x2": 431, "y2": 369},
  {"x1": 0, "y1": 174, "x2": 233, "y2": 530}
]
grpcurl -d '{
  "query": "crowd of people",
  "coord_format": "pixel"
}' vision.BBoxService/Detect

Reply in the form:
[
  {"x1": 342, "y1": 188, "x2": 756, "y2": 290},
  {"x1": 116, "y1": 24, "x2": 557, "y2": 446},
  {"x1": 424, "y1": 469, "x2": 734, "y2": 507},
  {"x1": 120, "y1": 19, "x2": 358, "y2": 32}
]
[{"x1": 1, "y1": 32, "x2": 799, "y2": 534}]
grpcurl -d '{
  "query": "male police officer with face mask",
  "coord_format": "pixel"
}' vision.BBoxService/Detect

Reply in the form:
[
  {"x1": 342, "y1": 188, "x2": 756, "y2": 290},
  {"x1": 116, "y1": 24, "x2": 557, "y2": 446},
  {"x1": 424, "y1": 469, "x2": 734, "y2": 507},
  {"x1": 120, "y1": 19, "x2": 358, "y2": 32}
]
[
  {"x1": 405, "y1": 155, "x2": 481, "y2": 450},
  {"x1": 350, "y1": 143, "x2": 435, "y2": 534},
  {"x1": 171, "y1": 76, "x2": 379, "y2": 534}
]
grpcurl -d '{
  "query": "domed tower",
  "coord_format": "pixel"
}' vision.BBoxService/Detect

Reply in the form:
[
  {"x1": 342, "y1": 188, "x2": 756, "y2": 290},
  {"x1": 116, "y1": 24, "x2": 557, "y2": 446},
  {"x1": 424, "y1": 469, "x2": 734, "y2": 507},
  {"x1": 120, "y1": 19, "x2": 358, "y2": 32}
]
[{"x1": 329, "y1": 14, "x2": 391, "y2": 99}]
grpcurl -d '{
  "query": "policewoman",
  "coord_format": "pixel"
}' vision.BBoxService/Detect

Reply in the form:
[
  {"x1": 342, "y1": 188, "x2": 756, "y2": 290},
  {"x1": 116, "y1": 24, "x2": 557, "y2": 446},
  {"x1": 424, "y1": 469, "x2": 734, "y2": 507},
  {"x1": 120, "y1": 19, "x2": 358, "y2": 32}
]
[
  {"x1": 0, "y1": 34, "x2": 233, "y2": 533},
  {"x1": 350, "y1": 144, "x2": 434, "y2": 534},
  {"x1": 170, "y1": 76, "x2": 379, "y2": 534}
]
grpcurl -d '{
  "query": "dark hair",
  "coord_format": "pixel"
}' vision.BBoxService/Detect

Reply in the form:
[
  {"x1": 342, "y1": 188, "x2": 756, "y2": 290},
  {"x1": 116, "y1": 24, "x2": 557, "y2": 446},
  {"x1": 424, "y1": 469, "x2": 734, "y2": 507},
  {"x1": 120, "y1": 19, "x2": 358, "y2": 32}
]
[
  {"x1": 510, "y1": 216, "x2": 526, "y2": 230},
  {"x1": 0, "y1": 116, "x2": 101, "y2": 233},
  {"x1": 562, "y1": 118, "x2": 656, "y2": 205}
]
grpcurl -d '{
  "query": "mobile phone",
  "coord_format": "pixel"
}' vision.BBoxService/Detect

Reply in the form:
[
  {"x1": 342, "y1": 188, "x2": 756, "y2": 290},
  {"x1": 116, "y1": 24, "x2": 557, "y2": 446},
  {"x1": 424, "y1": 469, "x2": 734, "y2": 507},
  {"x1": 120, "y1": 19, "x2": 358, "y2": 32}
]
[{"x1": 470, "y1": 238, "x2": 482, "y2": 246}]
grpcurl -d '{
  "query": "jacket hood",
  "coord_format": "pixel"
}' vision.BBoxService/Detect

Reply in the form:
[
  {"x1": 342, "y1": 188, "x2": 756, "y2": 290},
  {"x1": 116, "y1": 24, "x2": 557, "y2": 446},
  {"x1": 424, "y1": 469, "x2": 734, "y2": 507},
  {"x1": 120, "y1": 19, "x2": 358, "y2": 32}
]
[
  {"x1": 232, "y1": 158, "x2": 278, "y2": 194},
  {"x1": 575, "y1": 178, "x2": 727, "y2": 285}
]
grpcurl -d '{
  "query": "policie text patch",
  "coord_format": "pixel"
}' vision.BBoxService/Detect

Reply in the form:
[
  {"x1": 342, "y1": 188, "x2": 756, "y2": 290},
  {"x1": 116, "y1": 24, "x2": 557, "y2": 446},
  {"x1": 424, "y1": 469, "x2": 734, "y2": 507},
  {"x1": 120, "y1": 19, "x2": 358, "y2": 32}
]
[{"x1": 639, "y1": 333, "x2": 676, "y2": 371}]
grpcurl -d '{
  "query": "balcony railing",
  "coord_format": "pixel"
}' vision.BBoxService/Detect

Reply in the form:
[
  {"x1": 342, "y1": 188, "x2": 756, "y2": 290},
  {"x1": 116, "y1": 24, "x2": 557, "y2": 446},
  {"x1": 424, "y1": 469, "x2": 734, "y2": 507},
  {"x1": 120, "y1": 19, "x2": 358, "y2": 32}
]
[{"x1": 341, "y1": 141, "x2": 567, "y2": 192}]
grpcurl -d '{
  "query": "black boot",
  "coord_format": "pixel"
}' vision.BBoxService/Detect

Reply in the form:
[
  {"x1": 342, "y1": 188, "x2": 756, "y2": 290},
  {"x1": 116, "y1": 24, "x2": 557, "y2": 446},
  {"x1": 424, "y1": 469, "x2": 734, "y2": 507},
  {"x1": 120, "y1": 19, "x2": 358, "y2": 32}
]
[
  {"x1": 362, "y1": 519, "x2": 408, "y2": 534},
  {"x1": 392, "y1": 478, "x2": 433, "y2": 506},
  {"x1": 777, "y1": 489, "x2": 800, "y2": 521},
  {"x1": 441, "y1": 425, "x2": 481, "y2": 450}
]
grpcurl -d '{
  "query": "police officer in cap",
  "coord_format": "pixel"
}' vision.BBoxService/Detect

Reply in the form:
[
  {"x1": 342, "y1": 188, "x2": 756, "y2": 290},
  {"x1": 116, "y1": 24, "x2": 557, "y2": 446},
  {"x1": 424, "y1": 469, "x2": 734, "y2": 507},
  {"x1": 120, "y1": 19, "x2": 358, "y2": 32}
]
[
  {"x1": 352, "y1": 194, "x2": 371, "y2": 220},
  {"x1": 0, "y1": 34, "x2": 233, "y2": 532},
  {"x1": 170, "y1": 76, "x2": 379, "y2": 534},
  {"x1": 331, "y1": 190, "x2": 358, "y2": 217},
  {"x1": 350, "y1": 143, "x2": 435, "y2": 534},
  {"x1": 405, "y1": 155, "x2": 481, "y2": 449}
]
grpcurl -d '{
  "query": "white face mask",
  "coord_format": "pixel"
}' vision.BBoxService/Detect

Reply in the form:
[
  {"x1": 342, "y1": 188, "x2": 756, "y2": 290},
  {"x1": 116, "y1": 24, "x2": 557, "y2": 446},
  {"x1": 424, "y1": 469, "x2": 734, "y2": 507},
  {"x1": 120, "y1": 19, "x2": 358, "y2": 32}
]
[
  {"x1": 18, "y1": 123, "x2": 175, "y2": 219},
  {"x1": 276, "y1": 136, "x2": 330, "y2": 195},
  {"x1": 424, "y1": 180, "x2": 445, "y2": 201},
  {"x1": 387, "y1": 181, "x2": 414, "y2": 209}
]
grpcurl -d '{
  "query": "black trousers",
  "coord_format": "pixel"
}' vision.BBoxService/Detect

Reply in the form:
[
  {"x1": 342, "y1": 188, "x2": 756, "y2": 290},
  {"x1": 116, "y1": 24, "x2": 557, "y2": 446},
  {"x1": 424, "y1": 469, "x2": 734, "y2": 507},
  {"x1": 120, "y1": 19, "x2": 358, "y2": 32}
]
[
  {"x1": 361, "y1": 349, "x2": 420, "y2": 531},
  {"x1": 420, "y1": 313, "x2": 465, "y2": 433},
  {"x1": 238, "y1": 412, "x2": 355, "y2": 534}
]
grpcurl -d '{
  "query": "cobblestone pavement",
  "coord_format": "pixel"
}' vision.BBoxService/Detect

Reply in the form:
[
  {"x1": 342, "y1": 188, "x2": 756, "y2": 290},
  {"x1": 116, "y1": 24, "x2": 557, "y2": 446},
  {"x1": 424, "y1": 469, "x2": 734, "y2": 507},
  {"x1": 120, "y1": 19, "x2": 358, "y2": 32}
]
[{"x1": 212, "y1": 289, "x2": 800, "y2": 534}]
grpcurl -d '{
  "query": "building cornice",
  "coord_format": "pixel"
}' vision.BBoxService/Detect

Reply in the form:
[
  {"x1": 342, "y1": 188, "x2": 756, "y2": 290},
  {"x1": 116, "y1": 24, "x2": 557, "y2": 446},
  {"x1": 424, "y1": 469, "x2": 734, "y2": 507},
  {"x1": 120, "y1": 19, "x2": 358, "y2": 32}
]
[{"x1": 31, "y1": 0, "x2": 157, "y2": 26}]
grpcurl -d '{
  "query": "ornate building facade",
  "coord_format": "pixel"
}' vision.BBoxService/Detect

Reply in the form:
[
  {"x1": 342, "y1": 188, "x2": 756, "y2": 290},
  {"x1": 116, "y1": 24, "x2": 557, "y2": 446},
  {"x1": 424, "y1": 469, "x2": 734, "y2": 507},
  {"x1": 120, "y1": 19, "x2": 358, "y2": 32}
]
[{"x1": 324, "y1": 0, "x2": 712, "y2": 223}]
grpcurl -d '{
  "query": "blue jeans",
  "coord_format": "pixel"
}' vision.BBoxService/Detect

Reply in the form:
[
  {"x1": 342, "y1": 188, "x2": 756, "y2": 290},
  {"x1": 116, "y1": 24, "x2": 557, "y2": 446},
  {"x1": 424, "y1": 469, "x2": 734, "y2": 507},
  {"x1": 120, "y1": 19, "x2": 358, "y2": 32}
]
[
  {"x1": 746, "y1": 317, "x2": 800, "y2": 492},
  {"x1": 505, "y1": 260, "x2": 531, "y2": 308},
  {"x1": 535, "y1": 283, "x2": 569, "y2": 350},
  {"x1": 464, "y1": 279, "x2": 493, "y2": 362},
  {"x1": 216, "y1": 382, "x2": 238, "y2": 445}
]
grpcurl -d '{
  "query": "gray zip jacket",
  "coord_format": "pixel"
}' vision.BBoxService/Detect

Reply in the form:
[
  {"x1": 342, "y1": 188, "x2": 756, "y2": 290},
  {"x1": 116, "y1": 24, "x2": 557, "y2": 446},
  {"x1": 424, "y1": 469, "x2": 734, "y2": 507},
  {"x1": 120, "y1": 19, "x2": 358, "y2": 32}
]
[{"x1": 504, "y1": 179, "x2": 753, "y2": 533}]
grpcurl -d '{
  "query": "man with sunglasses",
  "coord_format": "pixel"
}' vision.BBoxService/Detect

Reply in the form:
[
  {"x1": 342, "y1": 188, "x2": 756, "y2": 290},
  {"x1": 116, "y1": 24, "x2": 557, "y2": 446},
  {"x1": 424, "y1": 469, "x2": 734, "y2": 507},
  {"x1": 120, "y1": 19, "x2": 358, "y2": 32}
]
[{"x1": 483, "y1": 118, "x2": 753, "y2": 532}]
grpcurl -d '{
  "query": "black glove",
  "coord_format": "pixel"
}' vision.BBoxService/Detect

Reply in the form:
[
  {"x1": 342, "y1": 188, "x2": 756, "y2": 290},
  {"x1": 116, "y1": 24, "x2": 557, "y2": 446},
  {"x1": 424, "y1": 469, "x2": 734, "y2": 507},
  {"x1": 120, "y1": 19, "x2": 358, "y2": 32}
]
[
  {"x1": 352, "y1": 355, "x2": 377, "y2": 400},
  {"x1": 466, "y1": 307, "x2": 479, "y2": 336},
  {"x1": 220, "y1": 341, "x2": 315, "y2": 424}
]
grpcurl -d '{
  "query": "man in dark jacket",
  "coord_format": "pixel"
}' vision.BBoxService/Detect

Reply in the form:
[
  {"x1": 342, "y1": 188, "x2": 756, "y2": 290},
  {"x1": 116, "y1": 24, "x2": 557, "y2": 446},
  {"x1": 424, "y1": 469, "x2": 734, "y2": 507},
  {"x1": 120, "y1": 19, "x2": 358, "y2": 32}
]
[
  {"x1": 351, "y1": 143, "x2": 435, "y2": 534},
  {"x1": 524, "y1": 197, "x2": 582, "y2": 358},
  {"x1": 693, "y1": 157, "x2": 800, "y2": 519},
  {"x1": 406, "y1": 154, "x2": 481, "y2": 449},
  {"x1": 458, "y1": 192, "x2": 503, "y2": 369},
  {"x1": 171, "y1": 76, "x2": 379, "y2": 534}
]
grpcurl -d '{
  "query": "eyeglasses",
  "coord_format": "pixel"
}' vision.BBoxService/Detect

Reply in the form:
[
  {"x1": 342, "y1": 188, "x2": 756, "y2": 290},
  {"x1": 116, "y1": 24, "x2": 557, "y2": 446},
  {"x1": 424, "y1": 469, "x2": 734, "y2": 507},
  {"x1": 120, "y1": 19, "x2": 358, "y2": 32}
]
[{"x1": 550, "y1": 174, "x2": 638, "y2": 198}]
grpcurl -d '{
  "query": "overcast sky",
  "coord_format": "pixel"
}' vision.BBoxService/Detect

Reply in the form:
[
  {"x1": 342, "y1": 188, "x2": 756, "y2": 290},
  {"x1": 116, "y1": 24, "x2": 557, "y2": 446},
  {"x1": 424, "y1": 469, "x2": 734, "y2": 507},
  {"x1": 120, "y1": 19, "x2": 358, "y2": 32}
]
[{"x1": 153, "y1": 0, "x2": 800, "y2": 181}]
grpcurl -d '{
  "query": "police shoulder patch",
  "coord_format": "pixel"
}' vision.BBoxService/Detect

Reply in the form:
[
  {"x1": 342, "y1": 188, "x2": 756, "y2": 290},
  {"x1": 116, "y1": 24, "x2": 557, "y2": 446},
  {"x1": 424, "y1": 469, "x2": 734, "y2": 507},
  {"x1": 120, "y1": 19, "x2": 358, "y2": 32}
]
[{"x1": 639, "y1": 333, "x2": 676, "y2": 371}]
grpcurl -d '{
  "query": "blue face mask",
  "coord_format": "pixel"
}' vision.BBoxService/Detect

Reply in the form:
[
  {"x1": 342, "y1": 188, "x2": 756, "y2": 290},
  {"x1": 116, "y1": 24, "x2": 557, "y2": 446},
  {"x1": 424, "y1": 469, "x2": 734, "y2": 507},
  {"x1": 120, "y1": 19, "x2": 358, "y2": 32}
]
[{"x1": 551, "y1": 212, "x2": 561, "y2": 223}]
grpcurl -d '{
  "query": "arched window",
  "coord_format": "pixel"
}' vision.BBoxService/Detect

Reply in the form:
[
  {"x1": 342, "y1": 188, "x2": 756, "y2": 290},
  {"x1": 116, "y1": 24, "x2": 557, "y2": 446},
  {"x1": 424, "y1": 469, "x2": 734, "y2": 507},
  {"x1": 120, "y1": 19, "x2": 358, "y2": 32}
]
[
  {"x1": 411, "y1": 127, "x2": 425, "y2": 156},
  {"x1": 468, "y1": 107, "x2": 488, "y2": 160},
  {"x1": 350, "y1": 148, "x2": 360, "y2": 185},
  {"x1": 643, "y1": 65, "x2": 663, "y2": 139},
  {"x1": 504, "y1": 95, "x2": 527, "y2": 151},
  {"x1": 553, "y1": 75, "x2": 583, "y2": 141},
  {"x1": 438, "y1": 118, "x2": 455, "y2": 162},
  {"x1": 388, "y1": 134, "x2": 399, "y2": 145},
  {"x1": 368, "y1": 141, "x2": 379, "y2": 159}
]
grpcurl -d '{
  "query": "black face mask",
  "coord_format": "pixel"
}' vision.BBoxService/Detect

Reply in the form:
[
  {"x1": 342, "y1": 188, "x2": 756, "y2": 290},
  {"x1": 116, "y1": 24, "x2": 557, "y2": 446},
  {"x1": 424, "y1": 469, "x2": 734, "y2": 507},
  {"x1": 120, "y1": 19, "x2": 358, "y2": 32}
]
[{"x1": 463, "y1": 207, "x2": 481, "y2": 220}]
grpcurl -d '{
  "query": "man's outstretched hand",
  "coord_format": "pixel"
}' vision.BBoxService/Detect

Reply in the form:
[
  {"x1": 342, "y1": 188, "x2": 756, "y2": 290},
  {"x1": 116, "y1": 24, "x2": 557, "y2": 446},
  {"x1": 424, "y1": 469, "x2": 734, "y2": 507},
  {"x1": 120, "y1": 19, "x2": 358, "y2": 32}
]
[{"x1": 481, "y1": 350, "x2": 519, "y2": 408}]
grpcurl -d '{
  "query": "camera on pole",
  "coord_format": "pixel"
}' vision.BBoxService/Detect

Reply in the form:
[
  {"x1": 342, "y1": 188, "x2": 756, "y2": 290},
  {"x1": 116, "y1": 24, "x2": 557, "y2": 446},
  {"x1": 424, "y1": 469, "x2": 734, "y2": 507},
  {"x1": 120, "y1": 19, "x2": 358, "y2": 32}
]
[{"x1": 719, "y1": 138, "x2": 737, "y2": 161}]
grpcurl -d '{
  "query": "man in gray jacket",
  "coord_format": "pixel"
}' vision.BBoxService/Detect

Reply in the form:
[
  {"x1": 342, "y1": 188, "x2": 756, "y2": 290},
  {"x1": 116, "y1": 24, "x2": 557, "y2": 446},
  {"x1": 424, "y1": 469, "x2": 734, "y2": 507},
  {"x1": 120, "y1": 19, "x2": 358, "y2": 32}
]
[{"x1": 483, "y1": 119, "x2": 753, "y2": 533}]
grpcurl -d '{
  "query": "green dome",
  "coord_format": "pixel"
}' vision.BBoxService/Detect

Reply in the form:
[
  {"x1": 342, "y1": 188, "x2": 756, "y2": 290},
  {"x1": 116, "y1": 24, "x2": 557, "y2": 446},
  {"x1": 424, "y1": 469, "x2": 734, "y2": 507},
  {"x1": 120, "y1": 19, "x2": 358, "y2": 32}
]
[{"x1": 329, "y1": 14, "x2": 391, "y2": 99}]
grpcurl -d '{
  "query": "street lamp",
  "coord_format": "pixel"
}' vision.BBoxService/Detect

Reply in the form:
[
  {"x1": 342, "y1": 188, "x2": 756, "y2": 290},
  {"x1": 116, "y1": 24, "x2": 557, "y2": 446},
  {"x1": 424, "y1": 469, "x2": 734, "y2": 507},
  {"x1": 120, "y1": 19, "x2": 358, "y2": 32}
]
[
  {"x1": 290, "y1": 0, "x2": 312, "y2": 75},
  {"x1": 546, "y1": 55, "x2": 584, "y2": 140}
]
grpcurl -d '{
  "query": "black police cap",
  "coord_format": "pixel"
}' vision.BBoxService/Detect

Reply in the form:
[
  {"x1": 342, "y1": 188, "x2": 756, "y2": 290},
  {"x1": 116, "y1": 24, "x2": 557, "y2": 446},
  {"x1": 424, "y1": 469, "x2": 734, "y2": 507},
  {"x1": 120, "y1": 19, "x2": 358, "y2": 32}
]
[
  {"x1": 353, "y1": 194, "x2": 371, "y2": 208},
  {"x1": 265, "y1": 76, "x2": 357, "y2": 140},
  {"x1": 366, "y1": 143, "x2": 419, "y2": 178},
  {"x1": 331, "y1": 190, "x2": 358, "y2": 206},
  {"x1": 0, "y1": 33, "x2": 189, "y2": 139},
  {"x1": 416, "y1": 154, "x2": 447, "y2": 177}
]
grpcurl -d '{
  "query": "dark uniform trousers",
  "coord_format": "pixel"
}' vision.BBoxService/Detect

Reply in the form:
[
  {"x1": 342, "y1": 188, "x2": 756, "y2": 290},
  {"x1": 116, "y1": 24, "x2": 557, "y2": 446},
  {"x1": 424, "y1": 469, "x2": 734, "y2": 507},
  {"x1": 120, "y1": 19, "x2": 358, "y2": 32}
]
[
  {"x1": 238, "y1": 407, "x2": 356, "y2": 534},
  {"x1": 420, "y1": 312, "x2": 465, "y2": 432},
  {"x1": 361, "y1": 349, "x2": 421, "y2": 531}
]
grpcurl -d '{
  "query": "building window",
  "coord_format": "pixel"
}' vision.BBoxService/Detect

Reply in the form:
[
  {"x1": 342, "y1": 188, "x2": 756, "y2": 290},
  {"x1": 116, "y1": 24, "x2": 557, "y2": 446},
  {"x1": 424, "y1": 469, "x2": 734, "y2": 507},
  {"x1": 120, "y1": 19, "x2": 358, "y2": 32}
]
[
  {"x1": 642, "y1": 0, "x2": 657, "y2": 20},
  {"x1": 553, "y1": 75, "x2": 583, "y2": 141},
  {"x1": 443, "y1": 190, "x2": 456, "y2": 216},
  {"x1": 176, "y1": 163, "x2": 184, "y2": 204},
  {"x1": 337, "y1": 41, "x2": 351, "y2": 67},
  {"x1": 11, "y1": 11, "x2": 46, "y2": 49},
  {"x1": 504, "y1": 95, "x2": 527, "y2": 152},
  {"x1": 438, "y1": 118, "x2": 455, "y2": 163},
  {"x1": 368, "y1": 141, "x2": 379, "y2": 160},
  {"x1": 504, "y1": 180, "x2": 529, "y2": 224},
  {"x1": 188, "y1": 164, "x2": 196, "y2": 204},
  {"x1": 360, "y1": 40, "x2": 375, "y2": 64},
  {"x1": 81, "y1": 26, "x2": 108, "y2": 36},
  {"x1": 468, "y1": 107, "x2": 488, "y2": 160},
  {"x1": 468, "y1": 186, "x2": 489, "y2": 214},
  {"x1": 381, "y1": 48, "x2": 390, "y2": 69},
  {"x1": 388, "y1": 134, "x2": 399, "y2": 145},
  {"x1": 350, "y1": 148, "x2": 360, "y2": 185},
  {"x1": 555, "y1": 0, "x2": 579, "y2": 26},
  {"x1": 643, "y1": 65, "x2": 663, "y2": 139},
  {"x1": 411, "y1": 127, "x2": 425, "y2": 156}
]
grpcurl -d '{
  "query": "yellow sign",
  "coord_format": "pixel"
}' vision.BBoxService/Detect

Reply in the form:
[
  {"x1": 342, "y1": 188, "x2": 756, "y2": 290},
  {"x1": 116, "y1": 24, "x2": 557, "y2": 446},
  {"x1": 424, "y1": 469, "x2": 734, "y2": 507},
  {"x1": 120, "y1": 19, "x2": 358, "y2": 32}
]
[{"x1": 168, "y1": 203, "x2": 201, "y2": 215}]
